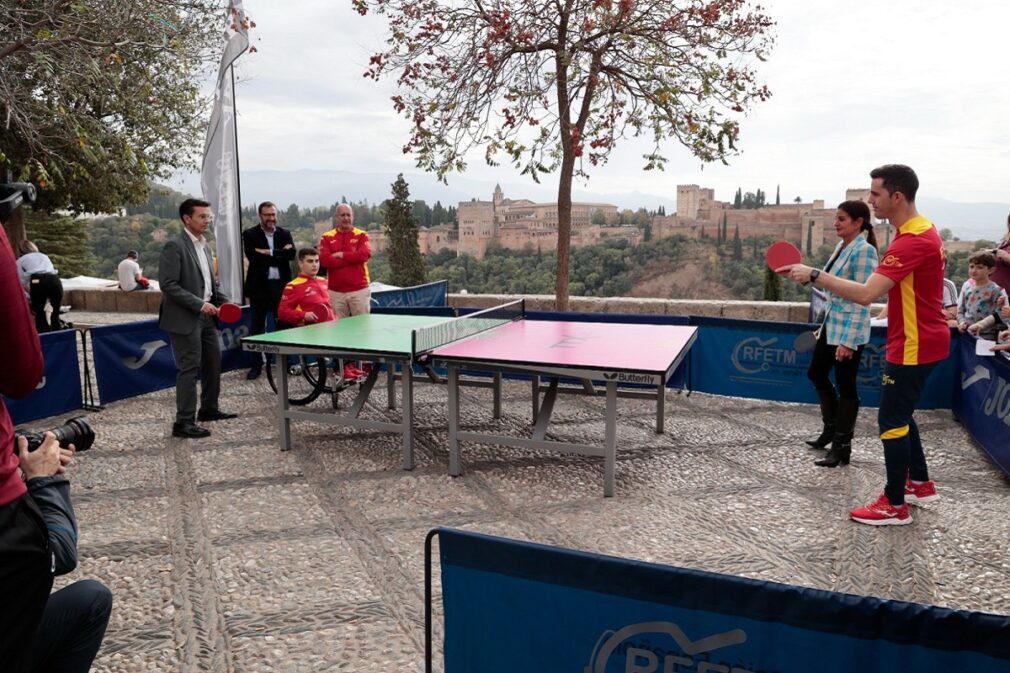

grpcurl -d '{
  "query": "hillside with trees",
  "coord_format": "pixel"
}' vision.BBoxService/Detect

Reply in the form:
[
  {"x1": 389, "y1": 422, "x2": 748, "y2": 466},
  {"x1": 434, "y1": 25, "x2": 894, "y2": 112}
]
[{"x1": 77, "y1": 185, "x2": 992, "y2": 304}]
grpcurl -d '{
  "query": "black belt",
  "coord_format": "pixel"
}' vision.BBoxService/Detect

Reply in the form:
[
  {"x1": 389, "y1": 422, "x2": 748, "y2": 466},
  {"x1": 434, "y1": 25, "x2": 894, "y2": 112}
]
[{"x1": 30, "y1": 272, "x2": 57, "y2": 278}]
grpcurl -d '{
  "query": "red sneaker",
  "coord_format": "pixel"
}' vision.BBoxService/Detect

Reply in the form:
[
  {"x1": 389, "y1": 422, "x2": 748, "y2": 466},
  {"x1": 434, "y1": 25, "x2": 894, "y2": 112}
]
[
  {"x1": 359, "y1": 363, "x2": 373, "y2": 376},
  {"x1": 849, "y1": 493, "x2": 912, "y2": 526},
  {"x1": 342, "y1": 364, "x2": 364, "y2": 380},
  {"x1": 904, "y1": 477, "x2": 939, "y2": 505}
]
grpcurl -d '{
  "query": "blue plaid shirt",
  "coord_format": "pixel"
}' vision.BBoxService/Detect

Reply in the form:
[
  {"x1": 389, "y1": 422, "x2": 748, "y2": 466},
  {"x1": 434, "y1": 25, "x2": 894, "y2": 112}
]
[{"x1": 821, "y1": 234, "x2": 878, "y2": 349}]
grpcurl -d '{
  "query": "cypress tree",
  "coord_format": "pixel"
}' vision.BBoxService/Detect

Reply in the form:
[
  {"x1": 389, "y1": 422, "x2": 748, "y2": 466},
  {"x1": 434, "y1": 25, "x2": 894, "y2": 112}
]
[
  {"x1": 383, "y1": 174, "x2": 427, "y2": 286},
  {"x1": 732, "y1": 224, "x2": 742, "y2": 261},
  {"x1": 763, "y1": 266, "x2": 783, "y2": 301}
]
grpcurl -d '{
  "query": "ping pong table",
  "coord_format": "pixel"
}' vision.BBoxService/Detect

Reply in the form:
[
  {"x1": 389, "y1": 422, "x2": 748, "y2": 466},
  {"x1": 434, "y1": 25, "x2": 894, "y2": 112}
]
[
  {"x1": 242, "y1": 313, "x2": 504, "y2": 470},
  {"x1": 243, "y1": 301, "x2": 696, "y2": 496},
  {"x1": 417, "y1": 300, "x2": 697, "y2": 496}
]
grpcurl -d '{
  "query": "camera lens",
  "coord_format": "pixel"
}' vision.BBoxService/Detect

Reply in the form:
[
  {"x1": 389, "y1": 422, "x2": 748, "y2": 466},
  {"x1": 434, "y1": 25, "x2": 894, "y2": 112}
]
[{"x1": 51, "y1": 417, "x2": 95, "y2": 452}]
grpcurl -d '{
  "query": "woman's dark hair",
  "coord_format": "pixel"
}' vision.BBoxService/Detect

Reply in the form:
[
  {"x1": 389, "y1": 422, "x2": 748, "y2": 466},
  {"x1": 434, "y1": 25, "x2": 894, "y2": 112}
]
[{"x1": 837, "y1": 200, "x2": 877, "y2": 249}]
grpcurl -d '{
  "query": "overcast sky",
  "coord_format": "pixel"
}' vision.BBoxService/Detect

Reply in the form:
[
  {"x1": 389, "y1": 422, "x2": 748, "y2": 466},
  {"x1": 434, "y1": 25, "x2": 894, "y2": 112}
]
[{"x1": 201, "y1": 0, "x2": 1010, "y2": 207}]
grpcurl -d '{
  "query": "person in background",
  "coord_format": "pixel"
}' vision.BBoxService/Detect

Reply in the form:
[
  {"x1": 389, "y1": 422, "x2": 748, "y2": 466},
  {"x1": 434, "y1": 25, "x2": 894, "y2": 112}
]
[
  {"x1": 278, "y1": 247, "x2": 336, "y2": 327},
  {"x1": 779, "y1": 164, "x2": 948, "y2": 527},
  {"x1": 956, "y1": 251, "x2": 1005, "y2": 340},
  {"x1": 319, "y1": 203, "x2": 372, "y2": 379},
  {"x1": 990, "y1": 213, "x2": 1010, "y2": 293},
  {"x1": 16, "y1": 241, "x2": 63, "y2": 333},
  {"x1": 117, "y1": 250, "x2": 150, "y2": 291},
  {"x1": 803, "y1": 200, "x2": 879, "y2": 469},
  {"x1": 242, "y1": 202, "x2": 294, "y2": 380},
  {"x1": 159, "y1": 198, "x2": 238, "y2": 439}
]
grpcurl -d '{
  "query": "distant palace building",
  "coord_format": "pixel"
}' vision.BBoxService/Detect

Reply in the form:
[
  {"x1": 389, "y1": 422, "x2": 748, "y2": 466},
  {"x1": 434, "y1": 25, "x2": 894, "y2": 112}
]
[
  {"x1": 369, "y1": 182, "x2": 892, "y2": 259},
  {"x1": 371, "y1": 184, "x2": 632, "y2": 258},
  {"x1": 650, "y1": 185, "x2": 891, "y2": 252},
  {"x1": 456, "y1": 184, "x2": 630, "y2": 258}
]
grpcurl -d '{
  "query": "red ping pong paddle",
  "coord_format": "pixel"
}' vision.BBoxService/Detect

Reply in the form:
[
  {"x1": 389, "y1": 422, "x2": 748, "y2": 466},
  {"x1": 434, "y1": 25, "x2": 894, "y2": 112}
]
[
  {"x1": 765, "y1": 241, "x2": 802, "y2": 275},
  {"x1": 218, "y1": 302, "x2": 242, "y2": 323}
]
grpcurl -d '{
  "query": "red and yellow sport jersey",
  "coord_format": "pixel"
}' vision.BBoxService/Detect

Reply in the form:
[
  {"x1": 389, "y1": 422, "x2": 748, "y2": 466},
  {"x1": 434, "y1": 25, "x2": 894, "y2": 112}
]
[
  {"x1": 319, "y1": 227, "x2": 371, "y2": 293},
  {"x1": 874, "y1": 215, "x2": 951, "y2": 365},
  {"x1": 278, "y1": 274, "x2": 336, "y2": 327}
]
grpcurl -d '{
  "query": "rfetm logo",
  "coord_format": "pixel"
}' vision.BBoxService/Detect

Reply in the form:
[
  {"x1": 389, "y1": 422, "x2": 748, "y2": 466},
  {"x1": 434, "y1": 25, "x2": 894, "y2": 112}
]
[
  {"x1": 585, "y1": 621, "x2": 753, "y2": 673},
  {"x1": 122, "y1": 340, "x2": 168, "y2": 370},
  {"x1": 731, "y1": 337, "x2": 795, "y2": 374}
]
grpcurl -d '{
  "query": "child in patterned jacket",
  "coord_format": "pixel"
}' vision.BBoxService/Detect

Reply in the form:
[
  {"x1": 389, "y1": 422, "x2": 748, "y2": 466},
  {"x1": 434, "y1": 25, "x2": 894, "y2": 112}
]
[{"x1": 957, "y1": 251, "x2": 1006, "y2": 339}]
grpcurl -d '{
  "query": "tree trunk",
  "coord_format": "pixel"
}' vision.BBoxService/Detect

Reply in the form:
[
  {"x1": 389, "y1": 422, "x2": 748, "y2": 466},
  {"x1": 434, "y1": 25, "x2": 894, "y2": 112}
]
[
  {"x1": 555, "y1": 152, "x2": 575, "y2": 312},
  {"x1": 1, "y1": 207, "x2": 27, "y2": 252}
]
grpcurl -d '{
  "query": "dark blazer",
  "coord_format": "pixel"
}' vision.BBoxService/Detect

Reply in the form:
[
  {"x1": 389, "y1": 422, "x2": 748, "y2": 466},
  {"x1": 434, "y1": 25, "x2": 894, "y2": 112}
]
[
  {"x1": 242, "y1": 225, "x2": 294, "y2": 300},
  {"x1": 158, "y1": 232, "x2": 228, "y2": 336}
]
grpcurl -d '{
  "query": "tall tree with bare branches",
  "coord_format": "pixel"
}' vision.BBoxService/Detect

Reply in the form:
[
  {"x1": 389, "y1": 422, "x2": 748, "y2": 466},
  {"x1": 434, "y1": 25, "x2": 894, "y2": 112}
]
[{"x1": 355, "y1": 0, "x2": 775, "y2": 309}]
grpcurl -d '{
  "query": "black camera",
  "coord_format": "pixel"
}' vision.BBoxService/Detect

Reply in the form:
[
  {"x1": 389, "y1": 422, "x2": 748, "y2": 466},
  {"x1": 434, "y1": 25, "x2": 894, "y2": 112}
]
[
  {"x1": 14, "y1": 417, "x2": 95, "y2": 454},
  {"x1": 0, "y1": 181, "x2": 36, "y2": 223}
]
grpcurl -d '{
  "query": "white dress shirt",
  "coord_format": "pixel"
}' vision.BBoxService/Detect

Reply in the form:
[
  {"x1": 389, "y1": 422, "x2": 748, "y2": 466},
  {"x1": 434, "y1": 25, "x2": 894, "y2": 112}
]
[{"x1": 184, "y1": 228, "x2": 214, "y2": 303}]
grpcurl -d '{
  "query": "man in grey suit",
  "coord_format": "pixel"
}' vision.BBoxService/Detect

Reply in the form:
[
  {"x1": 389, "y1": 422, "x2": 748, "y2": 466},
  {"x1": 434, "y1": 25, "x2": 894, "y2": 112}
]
[{"x1": 159, "y1": 198, "x2": 238, "y2": 438}]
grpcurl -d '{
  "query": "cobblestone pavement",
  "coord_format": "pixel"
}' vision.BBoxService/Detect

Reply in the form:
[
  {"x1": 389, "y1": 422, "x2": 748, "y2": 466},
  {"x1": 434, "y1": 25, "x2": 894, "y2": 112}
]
[{"x1": 46, "y1": 369, "x2": 1009, "y2": 672}]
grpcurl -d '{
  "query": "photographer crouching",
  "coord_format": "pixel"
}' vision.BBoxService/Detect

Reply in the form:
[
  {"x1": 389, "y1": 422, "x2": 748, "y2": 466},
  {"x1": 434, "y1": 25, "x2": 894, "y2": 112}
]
[{"x1": 1, "y1": 181, "x2": 111, "y2": 673}]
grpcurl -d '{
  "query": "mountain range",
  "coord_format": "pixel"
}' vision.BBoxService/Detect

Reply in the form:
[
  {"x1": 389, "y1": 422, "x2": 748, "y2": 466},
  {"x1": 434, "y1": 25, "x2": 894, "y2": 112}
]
[{"x1": 169, "y1": 169, "x2": 1009, "y2": 242}]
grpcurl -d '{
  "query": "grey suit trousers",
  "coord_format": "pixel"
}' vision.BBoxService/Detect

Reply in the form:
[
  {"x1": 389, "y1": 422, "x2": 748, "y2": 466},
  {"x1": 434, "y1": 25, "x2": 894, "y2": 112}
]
[{"x1": 169, "y1": 314, "x2": 222, "y2": 423}]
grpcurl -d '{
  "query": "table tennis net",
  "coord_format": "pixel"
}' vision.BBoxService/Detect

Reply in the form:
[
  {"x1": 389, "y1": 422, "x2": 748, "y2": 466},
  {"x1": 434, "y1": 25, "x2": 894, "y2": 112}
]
[{"x1": 412, "y1": 299, "x2": 524, "y2": 356}]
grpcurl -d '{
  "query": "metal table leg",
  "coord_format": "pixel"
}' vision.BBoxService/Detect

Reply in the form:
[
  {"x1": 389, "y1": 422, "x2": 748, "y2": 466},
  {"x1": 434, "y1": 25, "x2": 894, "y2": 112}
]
[
  {"x1": 604, "y1": 380, "x2": 617, "y2": 497},
  {"x1": 493, "y1": 372, "x2": 502, "y2": 419},
  {"x1": 448, "y1": 365, "x2": 461, "y2": 476},
  {"x1": 402, "y1": 358, "x2": 414, "y2": 470},
  {"x1": 387, "y1": 361, "x2": 397, "y2": 410},
  {"x1": 656, "y1": 381, "x2": 665, "y2": 434},
  {"x1": 278, "y1": 354, "x2": 292, "y2": 451}
]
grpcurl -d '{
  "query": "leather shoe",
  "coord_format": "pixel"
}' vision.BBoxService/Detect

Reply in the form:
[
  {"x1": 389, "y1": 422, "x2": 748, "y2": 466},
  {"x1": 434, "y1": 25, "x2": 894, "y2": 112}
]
[
  {"x1": 246, "y1": 367, "x2": 262, "y2": 380},
  {"x1": 197, "y1": 410, "x2": 239, "y2": 422},
  {"x1": 172, "y1": 422, "x2": 211, "y2": 439}
]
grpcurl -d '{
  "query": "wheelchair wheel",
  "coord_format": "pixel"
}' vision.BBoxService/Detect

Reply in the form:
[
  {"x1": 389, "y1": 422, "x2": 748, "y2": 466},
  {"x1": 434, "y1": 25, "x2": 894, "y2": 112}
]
[{"x1": 264, "y1": 355, "x2": 328, "y2": 405}]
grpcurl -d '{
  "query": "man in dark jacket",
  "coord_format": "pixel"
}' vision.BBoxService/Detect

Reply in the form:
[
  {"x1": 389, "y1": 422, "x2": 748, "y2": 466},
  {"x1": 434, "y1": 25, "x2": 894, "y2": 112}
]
[
  {"x1": 159, "y1": 198, "x2": 238, "y2": 439},
  {"x1": 242, "y1": 201, "x2": 294, "y2": 380}
]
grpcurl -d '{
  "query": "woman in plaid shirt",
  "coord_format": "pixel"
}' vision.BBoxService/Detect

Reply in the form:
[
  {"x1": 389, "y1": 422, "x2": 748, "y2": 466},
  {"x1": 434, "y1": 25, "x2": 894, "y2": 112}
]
[{"x1": 805, "y1": 201, "x2": 879, "y2": 467}]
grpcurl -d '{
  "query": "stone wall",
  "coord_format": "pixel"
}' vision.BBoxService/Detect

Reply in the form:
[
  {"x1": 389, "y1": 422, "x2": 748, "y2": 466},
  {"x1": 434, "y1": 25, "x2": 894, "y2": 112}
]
[
  {"x1": 66, "y1": 287, "x2": 882, "y2": 323},
  {"x1": 65, "y1": 287, "x2": 162, "y2": 313}
]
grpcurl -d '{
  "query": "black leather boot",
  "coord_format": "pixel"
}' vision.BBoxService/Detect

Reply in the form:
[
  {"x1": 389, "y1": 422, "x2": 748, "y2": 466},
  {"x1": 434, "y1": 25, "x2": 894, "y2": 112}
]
[
  {"x1": 806, "y1": 387, "x2": 837, "y2": 449},
  {"x1": 815, "y1": 398, "x2": 858, "y2": 467}
]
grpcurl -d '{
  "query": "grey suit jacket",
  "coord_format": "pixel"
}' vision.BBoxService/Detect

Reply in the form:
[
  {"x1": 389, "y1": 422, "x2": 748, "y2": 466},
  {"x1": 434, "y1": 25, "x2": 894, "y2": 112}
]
[{"x1": 158, "y1": 232, "x2": 229, "y2": 335}]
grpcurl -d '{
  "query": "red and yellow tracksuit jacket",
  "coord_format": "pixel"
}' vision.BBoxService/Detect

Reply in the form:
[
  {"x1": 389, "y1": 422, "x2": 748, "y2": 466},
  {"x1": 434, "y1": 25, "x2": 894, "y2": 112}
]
[
  {"x1": 277, "y1": 274, "x2": 336, "y2": 327},
  {"x1": 319, "y1": 227, "x2": 371, "y2": 293}
]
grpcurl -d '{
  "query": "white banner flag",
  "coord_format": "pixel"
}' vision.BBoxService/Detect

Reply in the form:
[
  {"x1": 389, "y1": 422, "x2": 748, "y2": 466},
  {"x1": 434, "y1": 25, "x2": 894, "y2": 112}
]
[{"x1": 201, "y1": 1, "x2": 250, "y2": 303}]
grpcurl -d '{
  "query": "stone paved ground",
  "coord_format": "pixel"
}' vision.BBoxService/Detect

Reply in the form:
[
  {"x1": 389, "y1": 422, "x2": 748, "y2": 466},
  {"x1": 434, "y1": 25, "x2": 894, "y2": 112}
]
[{"x1": 44, "y1": 364, "x2": 1010, "y2": 673}]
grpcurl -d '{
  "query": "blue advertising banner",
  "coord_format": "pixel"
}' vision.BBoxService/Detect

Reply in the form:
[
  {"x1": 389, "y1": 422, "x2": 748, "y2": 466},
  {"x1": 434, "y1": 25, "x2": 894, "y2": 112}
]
[
  {"x1": 371, "y1": 279, "x2": 448, "y2": 308},
  {"x1": 91, "y1": 312, "x2": 251, "y2": 404},
  {"x1": 438, "y1": 528, "x2": 1010, "y2": 673},
  {"x1": 4, "y1": 329, "x2": 82, "y2": 424},
  {"x1": 952, "y1": 336, "x2": 1010, "y2": 476},
  {"x1": 688, "y1": 316, "x2": 955, "y2": 409}
]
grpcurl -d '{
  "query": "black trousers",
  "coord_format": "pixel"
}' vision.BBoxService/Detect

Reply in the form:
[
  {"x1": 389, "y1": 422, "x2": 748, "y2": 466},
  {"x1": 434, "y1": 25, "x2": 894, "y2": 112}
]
[
  {"x1": 248, "y1": 280, "x2": 285, "y2": 368},
  {"x1": 806, "y1": 330, "x2": 864, "y2": 400},
  {"x1": 0, "y1": 494, "x2": 53, "y2": 673},
  {"x1": 26, "y1": 579, "x2": 112, "y2": 673},
  {"x1": 879, "y1": 361, "x2": 937, "y2": 505},
  {"x1": 29, "y1": 273, "x2": 63, "y2": 333}
]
